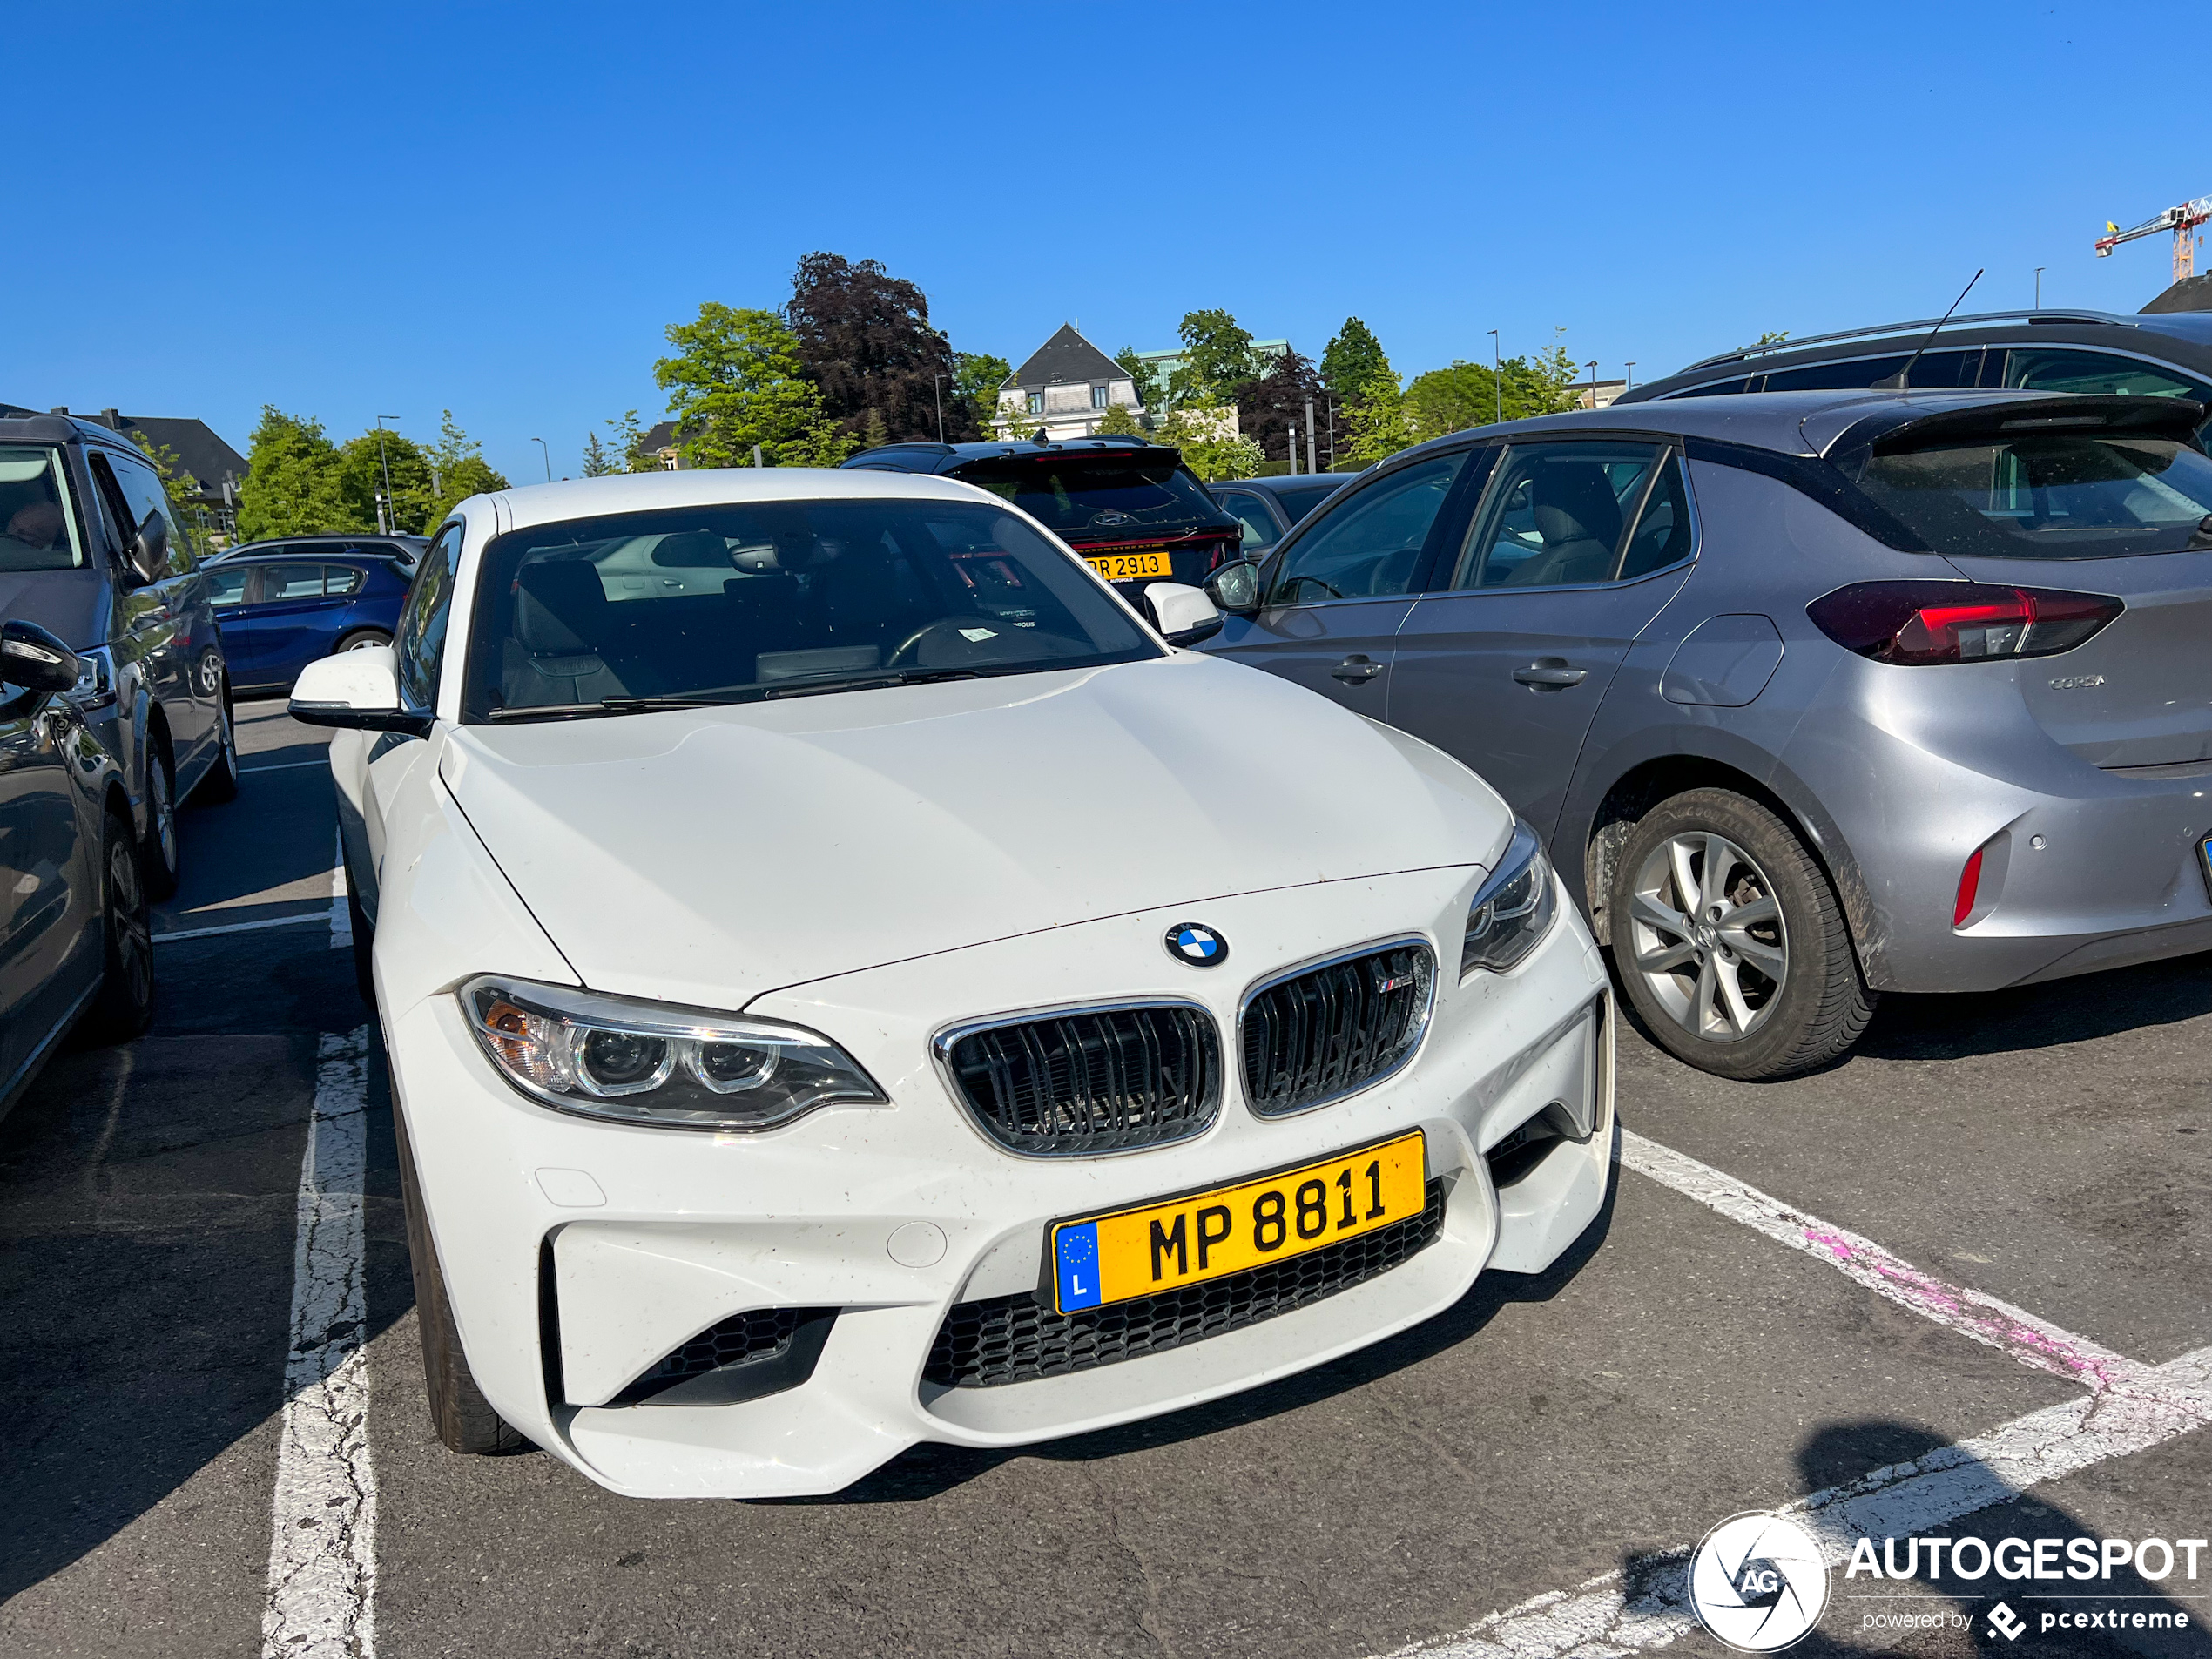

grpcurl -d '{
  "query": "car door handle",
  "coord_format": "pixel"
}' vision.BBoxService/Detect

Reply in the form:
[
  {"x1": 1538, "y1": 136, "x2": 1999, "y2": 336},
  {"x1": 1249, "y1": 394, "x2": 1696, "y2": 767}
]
[
  {"x1": 1513, "y1": 659, "x2": 1588, "y2": 688},
  {"x1": 1331, "y1": 655, "x2": 1383, "y2": 683}
]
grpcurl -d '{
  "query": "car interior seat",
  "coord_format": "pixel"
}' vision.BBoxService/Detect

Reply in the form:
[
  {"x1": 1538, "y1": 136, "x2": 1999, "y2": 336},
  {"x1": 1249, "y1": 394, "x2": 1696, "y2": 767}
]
[
  {"x1": 502, "y1": 558, "x2": 630, "y2": 706},
  {"x1": 1502, "y1": 462, "x2": 1625, "y2": 587}
]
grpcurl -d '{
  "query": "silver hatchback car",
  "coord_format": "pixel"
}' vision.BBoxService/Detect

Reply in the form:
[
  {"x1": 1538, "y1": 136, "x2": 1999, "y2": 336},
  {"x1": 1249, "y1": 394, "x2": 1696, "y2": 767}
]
[{"x1": 1200, "y1": 388, "x2": 2212, "y2": 1079}]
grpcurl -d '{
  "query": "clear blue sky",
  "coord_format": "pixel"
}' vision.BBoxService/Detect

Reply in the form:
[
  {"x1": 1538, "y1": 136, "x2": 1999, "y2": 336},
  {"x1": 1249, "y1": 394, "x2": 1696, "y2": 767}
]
[{"x1": 12, "y1": 2, "x2": 2207, "y2": 482}]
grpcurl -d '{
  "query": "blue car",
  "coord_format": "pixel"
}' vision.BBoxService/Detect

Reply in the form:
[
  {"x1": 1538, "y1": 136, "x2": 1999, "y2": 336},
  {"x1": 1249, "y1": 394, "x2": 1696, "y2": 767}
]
[{"x1": 203, "y1": 536, "x2": 421, "y2": 693}]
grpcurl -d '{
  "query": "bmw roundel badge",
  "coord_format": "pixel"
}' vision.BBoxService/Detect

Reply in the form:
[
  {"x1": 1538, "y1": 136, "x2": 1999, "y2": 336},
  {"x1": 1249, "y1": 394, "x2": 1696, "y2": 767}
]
[{"x1": 1165, "y1": 922, "x2": 1228, "y2": 968}]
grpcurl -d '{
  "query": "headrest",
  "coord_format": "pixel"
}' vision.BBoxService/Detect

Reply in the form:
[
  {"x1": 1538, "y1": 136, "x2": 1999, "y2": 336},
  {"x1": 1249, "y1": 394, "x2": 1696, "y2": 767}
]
[
  {"x1": 1530, "y1": 463, "x2": 1624, "y2": 550},
  {"x1": 515, "y1": 560, "x2": 607, "y2": 657}
]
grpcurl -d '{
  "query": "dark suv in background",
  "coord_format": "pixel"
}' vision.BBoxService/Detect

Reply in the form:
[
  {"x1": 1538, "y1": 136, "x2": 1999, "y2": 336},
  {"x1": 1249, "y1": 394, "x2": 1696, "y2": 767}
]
[
  {"x1": 843, "y1": 437, "x2": 1243, "y2": 600},
  {"x1": 0, "y1": 411, "x2": 236, "y2": 899},
  {"x1": 1617, "y1": 307, "x2": 2212, "y2": 433}
]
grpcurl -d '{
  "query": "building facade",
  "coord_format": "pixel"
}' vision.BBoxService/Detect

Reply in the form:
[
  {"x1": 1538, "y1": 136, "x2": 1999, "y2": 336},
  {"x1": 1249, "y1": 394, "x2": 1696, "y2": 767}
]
[{"x1": 995, "y1": 324, "x2": 1143, "y2": 440}]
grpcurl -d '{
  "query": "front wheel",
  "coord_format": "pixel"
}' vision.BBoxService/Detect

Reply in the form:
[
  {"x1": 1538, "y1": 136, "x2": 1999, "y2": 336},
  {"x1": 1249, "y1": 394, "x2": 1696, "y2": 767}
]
[
  {"x1": 396, "y1": 1105, "x2": 527, "y2": 1455},
  {"x1": 81, "y1": 808, "x2": 154, "y2": 1044},
  {"x1": 193, "y1": 690, "x2": 240, "y2": 804},
  {"x1": 1608, "y1": 787, "x2": 1873, "y2": 1081},
  {"x1": 140, "y1": 743, "x2": 180, "y2": 900},
  {"x1": 335, "y1": 629, "x2": 392, "y2": 653}
]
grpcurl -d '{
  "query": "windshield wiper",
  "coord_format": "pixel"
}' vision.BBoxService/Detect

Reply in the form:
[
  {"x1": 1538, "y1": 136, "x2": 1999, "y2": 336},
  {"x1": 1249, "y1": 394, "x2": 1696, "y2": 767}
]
[
  {"x1": 764, "y1": 668, "x2": 984, "y2": 699},
  {"x1": 484, "y1": 693, "x2": 759, "y2": 722}
]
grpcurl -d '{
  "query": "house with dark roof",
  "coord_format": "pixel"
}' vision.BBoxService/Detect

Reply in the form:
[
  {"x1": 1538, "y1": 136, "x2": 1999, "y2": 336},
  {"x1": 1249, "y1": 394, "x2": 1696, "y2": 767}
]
[
  {"x1": 997, "y1": 324, "x2": 1143, "y2": 439},
  {"x1": 2, "y1": 403, "x2": 249, "y2": 529}
]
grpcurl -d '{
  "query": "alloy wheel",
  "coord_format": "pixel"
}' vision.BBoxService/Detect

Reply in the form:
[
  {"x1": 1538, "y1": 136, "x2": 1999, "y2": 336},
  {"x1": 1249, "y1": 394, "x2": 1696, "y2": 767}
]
[
  {"x1": 150, "y1": 753, "x2": 177, "y2": 873},
  {"x1": 1625, "y1": 832, "x2": 1789, "y2": 1042},
  {"x1": 108, "y1": 832, "x2": 152, "y2": 1010}
]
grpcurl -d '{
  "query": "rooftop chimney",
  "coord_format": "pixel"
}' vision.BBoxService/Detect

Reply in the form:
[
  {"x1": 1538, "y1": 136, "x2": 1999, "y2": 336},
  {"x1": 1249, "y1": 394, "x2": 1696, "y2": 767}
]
[{"x1": 101, "y1": 408, "x2": 123, "y2": 429}]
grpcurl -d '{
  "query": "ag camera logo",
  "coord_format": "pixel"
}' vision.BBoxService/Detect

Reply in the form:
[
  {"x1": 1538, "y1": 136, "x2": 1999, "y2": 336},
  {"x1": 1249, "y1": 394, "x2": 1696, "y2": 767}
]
[{"x1": 1689, "y1": 1512, "x2": 1831, "y2": 1651}]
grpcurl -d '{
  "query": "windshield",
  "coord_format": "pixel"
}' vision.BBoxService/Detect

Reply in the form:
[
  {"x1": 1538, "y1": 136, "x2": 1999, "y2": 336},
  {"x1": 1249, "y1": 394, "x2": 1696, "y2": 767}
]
[
  {"x1": 464, "y1": 498, "x2": 1160, "y2": 721},
  {"x1": 1858, "y1": 434, "x2": 2212, "y2": 559},
  {"x1": 1271, "y1": 480, "x2": 1349, "y2": 524},
  {"x1": 0, "y1": 447, "x2": 84, "y2": 572},
  {"x1": 951, "y1": 453, "x2": 1220, "y2": 533}
]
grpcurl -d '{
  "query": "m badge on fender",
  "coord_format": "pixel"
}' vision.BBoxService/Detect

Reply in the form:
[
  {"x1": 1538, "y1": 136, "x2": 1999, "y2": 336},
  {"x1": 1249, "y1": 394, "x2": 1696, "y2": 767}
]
[{"x1": 1164, "y1": 922, "x2": 1228, "y2": 968}]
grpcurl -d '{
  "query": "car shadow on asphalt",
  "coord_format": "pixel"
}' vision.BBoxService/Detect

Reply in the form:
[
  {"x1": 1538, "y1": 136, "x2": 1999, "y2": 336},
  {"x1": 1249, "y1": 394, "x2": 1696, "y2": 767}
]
[
  {"x1": 788, "y1": 1163, "x2": 1622, "y2": 1507},
  {"x1": 1602, "y1": 946, "x2": 2212, "y2": 1077},
  {"x1": 1607, "y1": 1421, "x2": 2199, "y2": 1657}
]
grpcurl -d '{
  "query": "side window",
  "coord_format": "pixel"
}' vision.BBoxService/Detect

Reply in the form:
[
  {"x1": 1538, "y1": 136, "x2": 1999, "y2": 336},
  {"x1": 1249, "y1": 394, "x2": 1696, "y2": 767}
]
[
  {"x1": 1616, "y1": 454, "x2": 1696, "y2": 580},
  {"x1": 262, "y1": 563, "x2": 328, "y2": 601},
  {"x1": 1760, "y1": 355, "x2": 1908, "y2": 393},
  {"x1": 1264, "y1": 452, "x2": 1474, "y2": 605},
  {"x1": 205, "y1": 565, "x2": 252, "y2": 609},
  {"x1": 1217, "y1": 489, "x2": 1280, "y2": 550},
  {"x1": 1458, "y1": 442, "x2": 1675, "y2": 590},
  {"x1": 326, "y1": 565, "x2": 367, "y2": 597},
  {"x1": 1671, "y1": 376, "x2": 1755, "y2": 397},
  {"x1": 396, "y1": 523, "x2": 462, "y2": 714},
  {"x1": 105, "y1": 454, "x2": 193, "y2": 578},
  {"x1": 2003, "y1": 348, "x2": 2211, "y2": 401}
]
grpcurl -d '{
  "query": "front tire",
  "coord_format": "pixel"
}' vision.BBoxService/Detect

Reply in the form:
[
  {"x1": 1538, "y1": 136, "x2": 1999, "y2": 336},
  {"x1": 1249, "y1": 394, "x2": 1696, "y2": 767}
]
[
  {"x1": 140, "y1": 742, "x2": 180, "y2": 900},
  {"x1": 396, "y1": 1103, "x2": 527, "y2": 1455},
  {"x1": 335, "y1": 629, "x2": 392, "y2": 653},
  {"x1": 1608, "y1": 787, "x2": 1873, "y2": 1081},
  {"x1": 193, "y1": 689, "x2": 240, "y2": 804},
  {"x1": 82, "y1": 808, "x2": 154, "y2": 1044}
]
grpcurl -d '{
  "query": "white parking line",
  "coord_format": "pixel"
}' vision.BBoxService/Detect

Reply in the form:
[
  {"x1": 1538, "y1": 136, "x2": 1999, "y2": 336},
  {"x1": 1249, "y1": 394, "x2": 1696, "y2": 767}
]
[
  {"x1": 1373, "y1": 1134, "x2": 2212, "y2": 1658},
  {"x1": 328, "y1": 833, "x2": 352, "y2": 952},
  {"x1": 260, "y1": 1022, "x2": 378, "y2": 1658},
  {"x1": 153, "y1": 913, "x2": 327, "y2": 944},
  {"x1": 241, "y1": 759, "x2": 331, "y2": 773},
  {"x1": 1380, "y1": 1346, "x2": 2212, "y2": 1659}
]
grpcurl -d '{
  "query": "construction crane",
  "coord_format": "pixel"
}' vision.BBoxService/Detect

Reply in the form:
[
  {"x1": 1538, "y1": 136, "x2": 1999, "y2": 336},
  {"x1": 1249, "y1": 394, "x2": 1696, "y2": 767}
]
[{"x1": 2094, "y1": 193, "x2": 2212, "y2": 284}]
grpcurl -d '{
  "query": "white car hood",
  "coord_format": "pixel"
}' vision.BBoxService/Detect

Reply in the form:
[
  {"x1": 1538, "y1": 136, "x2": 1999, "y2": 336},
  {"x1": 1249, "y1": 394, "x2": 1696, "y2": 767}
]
[{"x1": 440, "y1": 652, "x2": 1509, "y2": 1008}]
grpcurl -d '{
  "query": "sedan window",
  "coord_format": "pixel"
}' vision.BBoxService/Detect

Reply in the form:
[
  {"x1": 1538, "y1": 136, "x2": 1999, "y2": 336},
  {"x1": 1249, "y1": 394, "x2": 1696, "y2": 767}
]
[
  {"x1": 463, "y1": 499, "x2": 1159, "y2": 720},
  {"x1": 1216, "y1": 489, "x2": 1280, "y2": 550}
]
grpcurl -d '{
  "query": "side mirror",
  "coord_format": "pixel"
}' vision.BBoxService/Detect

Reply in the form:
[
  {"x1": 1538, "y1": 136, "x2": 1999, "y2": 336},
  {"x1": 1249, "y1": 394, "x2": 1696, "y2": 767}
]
[
  {"x1": 0, "y1": 618, "x2": 82, "y2": 695},
  {"x1": 1141, "y1": 581, "x2": 1224, "y2": 649},
  {"x1": 289, "y1": 645, "x2": 432, "y2": 735},
  {"x1": 128, "y1": 509, "x2": 169, "y2": 583},
  {"x1": 1203, "y1": 558, "x2": 1264, "y2": 617}
]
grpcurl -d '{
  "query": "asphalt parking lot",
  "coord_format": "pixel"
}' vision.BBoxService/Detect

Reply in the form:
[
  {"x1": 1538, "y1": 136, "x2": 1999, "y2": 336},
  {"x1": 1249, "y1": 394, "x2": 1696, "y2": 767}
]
[{"x1": 1, "y1": 697, "x2": 2205, "y2": 1659}]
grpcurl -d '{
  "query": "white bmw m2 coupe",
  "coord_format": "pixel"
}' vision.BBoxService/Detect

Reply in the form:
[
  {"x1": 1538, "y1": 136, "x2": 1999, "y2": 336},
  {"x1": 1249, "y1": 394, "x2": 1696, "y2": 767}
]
[{"x1": 293, "y1": 467, "x2": 1615, "y2": 1499}]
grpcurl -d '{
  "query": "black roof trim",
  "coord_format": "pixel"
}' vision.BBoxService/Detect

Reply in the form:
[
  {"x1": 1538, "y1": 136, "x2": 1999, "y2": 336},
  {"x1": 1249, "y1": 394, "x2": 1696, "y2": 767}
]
[
  {"x1": 1678, "y1": 309, "x2": 2137, "y2": 374},
  {"x1": 842, "y1": 435, "x2": 1176, "y2": 474}
]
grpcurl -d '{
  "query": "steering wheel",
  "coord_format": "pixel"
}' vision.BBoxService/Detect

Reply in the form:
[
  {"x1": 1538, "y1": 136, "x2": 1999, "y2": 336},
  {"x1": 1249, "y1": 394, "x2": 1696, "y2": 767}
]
[{"x1": 1280, "y1": 573, "x2": 1344, "y2": 602}]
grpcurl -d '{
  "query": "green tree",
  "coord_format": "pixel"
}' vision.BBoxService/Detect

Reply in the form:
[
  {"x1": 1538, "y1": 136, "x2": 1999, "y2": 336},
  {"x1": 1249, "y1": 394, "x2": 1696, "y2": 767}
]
[
  {"x1": 421, "y1": 411, "x2": 509, "y2": 523},
  {"x1": 335, "y1": 429, "x2": 437, "y2": 533},
  {"x1": 1341, "y1": 369, "x2": 1420, "y2": 465},
  {"x1": 861, "y1": 407, "x2": 890, "y2": 450},
  {"x1": 953, "y1": 351, "x2": 1012, "y2": 435},
  {"x1": 236, "y1": 408, "x2": 357, "y2": 541},
  {"x1": 1154, "y1": 399, "x2": 1264, "y2": 481},
  {"x1": 581, "y1": 433, "x2": 617, "y2": 476},
  {"x1": 1114, "y1": 346, "x2": 1163, "y2": 413},
  {"x1": 1167, "y1": 309, "x2": 1261, "y2": 407},
  {"x1": 597, "y1": 410, "x2": 663, "y2": 473},
  {"x1": 129, "y1": 432, "x2": 210, "y2": 560},
  {"x1": 653, "y1": 302, "x2": 838, "y2": 469},
  {"x1": 1321, "y1": 317, "x2": 1391, "y2": 399},
  {"x1": 773, "y1": 414, "x2": 860, "y2": 468},
  {"x1": 1095, "y1": 401, "x2": 1144, "y2": 436}
]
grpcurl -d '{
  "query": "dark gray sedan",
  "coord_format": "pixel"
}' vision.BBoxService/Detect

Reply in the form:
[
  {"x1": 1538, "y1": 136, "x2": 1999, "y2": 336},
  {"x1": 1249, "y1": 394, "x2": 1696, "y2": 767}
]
[
  {"x1": 1200, "y1": 388, "x2": 2212, "y2": 1079},
  {"x1": 1209, "y1": 474, "x2": 1363, "y2": 555}
]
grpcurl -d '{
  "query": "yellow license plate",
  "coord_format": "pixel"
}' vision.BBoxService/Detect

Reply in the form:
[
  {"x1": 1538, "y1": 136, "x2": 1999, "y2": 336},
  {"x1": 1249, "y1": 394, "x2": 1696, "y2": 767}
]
[
  {"x1": 1049, "y1": 1130, "x2": 1427, "y2": 1315},
  {"x1": 1083, "y1": 549, "x2": 1171, "y2": 583}
]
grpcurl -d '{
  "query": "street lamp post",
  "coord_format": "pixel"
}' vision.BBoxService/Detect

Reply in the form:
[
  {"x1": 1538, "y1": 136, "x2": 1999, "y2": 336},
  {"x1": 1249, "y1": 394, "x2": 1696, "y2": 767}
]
[
  {"x1": 1304, "y1": 396, "x2": 1316, "y2": 475},
  {"x1": 1624, "y1": 361, "x2": 1636, "y2": 391},
  {"x1": 531, "y1": 437, "x2": 551, "y2": 483},
  {"x1": 933, "y1": 375, "x2": 946, "y2": 444},
  {"x1": 1487, "y1": 329, "x2": 1501, "y2": 426},
  {"x1": 1585, "y1": 361, "x2": 1599, "y2": 410},
  {"x1": 2035, "y1": 266, "x2": 2046, "y2": 308},
  {"x1": 374, "y1": 415, "x2": 401, "y2": 535}
]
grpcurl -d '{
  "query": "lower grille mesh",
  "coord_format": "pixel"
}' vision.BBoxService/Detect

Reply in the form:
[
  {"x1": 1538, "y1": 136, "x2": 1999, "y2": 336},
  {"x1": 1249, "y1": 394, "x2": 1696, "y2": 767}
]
[
  {"x1": 610, "y1": 1305, "x2": 831, "y2": 1405},
  {"x1": 923, "y1": 1179, "x2": 1447, "y2": 1389}
]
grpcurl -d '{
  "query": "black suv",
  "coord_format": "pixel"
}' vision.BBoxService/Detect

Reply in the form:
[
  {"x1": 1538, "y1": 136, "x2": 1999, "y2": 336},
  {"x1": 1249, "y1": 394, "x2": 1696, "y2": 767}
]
[
  {"x1": 842, "y1": 437, "x2": 1244, "y2": 599},
  {"x1": 0, "y1": 412, "x2": 237, "y2": 899},
  {"x1": 1617, "y1": 307, "x2": 2212, "y2": 434}
]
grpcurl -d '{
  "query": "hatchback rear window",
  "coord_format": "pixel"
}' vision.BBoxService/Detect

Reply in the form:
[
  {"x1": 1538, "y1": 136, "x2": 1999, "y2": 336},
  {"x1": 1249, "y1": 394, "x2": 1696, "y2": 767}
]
[
  {"x1": 1857, "y1": 432, "x2": 2212, "y2": 559},
  {"x1": 950, "y1": 454, "x2": 1219, "y2": 533}
]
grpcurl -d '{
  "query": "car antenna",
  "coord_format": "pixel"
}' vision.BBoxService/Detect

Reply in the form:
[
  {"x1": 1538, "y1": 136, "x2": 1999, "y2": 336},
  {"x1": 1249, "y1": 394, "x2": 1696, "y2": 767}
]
[{"x1": 1874, "y1": 268, "x2": 1983, "y2": 390}]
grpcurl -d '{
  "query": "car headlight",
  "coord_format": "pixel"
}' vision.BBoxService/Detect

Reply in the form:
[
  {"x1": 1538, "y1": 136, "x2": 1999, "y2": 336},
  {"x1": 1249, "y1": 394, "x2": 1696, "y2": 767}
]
[
  {"x1": 460, "y1": 976, "x2": 887, "y2": 1131},
  {"x1": 68, "y1": 645, "x2": 116, "y2": 711},
  {"x1": 1461, "y1": 822, "x2": 1559, "y2": 976}
]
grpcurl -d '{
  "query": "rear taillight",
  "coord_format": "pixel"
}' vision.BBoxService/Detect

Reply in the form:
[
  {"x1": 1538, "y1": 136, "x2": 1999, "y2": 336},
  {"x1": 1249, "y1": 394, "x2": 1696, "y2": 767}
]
[{"x1": 1807, "y1": 581, "x2": 2122, "y2": 665}]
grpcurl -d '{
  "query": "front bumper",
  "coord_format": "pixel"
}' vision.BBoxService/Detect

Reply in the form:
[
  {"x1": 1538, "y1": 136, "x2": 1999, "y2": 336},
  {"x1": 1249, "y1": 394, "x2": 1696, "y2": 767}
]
[{"x1": 389, "y1": 867, "x2": 1614, "y2": 1499}]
